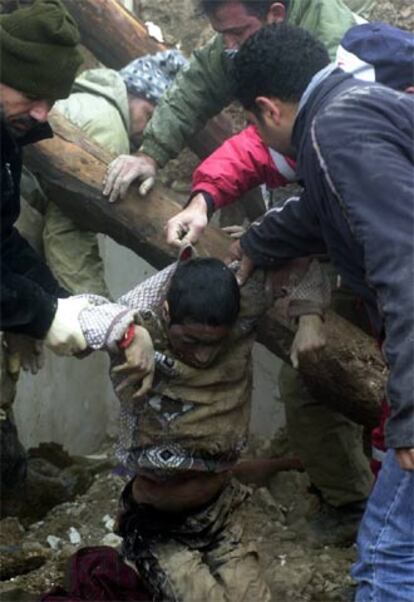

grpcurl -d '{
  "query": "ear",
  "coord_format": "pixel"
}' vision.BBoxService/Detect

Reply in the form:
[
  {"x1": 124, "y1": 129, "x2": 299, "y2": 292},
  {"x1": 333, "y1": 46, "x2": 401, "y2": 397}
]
[
  {"x1": 256, "y1": 96, "x2": 282, "y2": 125},
  {"x1": 162, "y1": 300, "x2": 170, "y2": 323},
  {"x1": 266, "y1": 2, "x2": 286, "y2": 24}
]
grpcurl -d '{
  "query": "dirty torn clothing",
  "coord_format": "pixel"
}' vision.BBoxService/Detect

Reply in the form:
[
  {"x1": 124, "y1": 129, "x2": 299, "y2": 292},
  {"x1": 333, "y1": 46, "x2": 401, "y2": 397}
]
[
  {"x1": 117, "y1": 477, "x2": 271, "y2": 602},
  {"x1": 79, "y1": 263, "x2": 270, "y2": 475},
  {"x1": 78, "y1": 260, "x2": 330, "y2": 476}
]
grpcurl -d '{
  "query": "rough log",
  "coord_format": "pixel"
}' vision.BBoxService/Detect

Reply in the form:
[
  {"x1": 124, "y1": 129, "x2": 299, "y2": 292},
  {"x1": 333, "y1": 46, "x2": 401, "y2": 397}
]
[
  {"x1": 257, "y1": 306, "x2": 386, "y2": 429},
  {"x1": 62, "y1": 0, "x2": 164, "y2": 69},
  {"x1": 24, "y1": 113, "x2": 387, "y2": 428},
  {"x1": 25, "y1": 112, "x2": 228, "y2": 268}
]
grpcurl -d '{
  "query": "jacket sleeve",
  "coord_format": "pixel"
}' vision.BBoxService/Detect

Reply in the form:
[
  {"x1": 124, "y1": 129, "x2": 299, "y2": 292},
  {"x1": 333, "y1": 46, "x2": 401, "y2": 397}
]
[
  {"x1": 240, "y1": 193, "x2": 327, "y2": 267},
  {"x1": 79, "y1": 264, "x2": 176, "y2": 352},
  {"x1": 140, "y1": 35, "x2": 234, "y2": 167},
  {"x1": 286, "y1": 259, "x2": 331, "y2": 320},
  {"x1": 312, "y1": 88, "x2": 414, "y2": 448},
  {"x1": 191, "y1": 125, "x2": 296, "y2": 209},
  {"x1": 1, "y1": 228, "x2": 60, "y2": 338}
]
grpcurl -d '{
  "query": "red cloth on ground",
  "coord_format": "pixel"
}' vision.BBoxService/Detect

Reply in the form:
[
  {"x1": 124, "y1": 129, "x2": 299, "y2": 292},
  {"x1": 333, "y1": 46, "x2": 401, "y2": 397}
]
[{"x1": 41, "y1": 546, "x2": 150, "y2": 602}]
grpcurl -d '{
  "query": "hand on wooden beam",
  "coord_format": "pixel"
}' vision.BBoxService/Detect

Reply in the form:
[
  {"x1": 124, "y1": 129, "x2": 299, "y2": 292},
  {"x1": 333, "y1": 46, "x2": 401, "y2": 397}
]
[{"x1": 103, "y1": 153, "x2": 157, "y2": 203}]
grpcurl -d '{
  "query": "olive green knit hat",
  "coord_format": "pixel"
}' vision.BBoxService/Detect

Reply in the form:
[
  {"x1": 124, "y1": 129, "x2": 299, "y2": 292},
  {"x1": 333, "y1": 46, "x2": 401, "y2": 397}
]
[{"x1": 0, "y1": 0, "x2": 83, "y2": 100}]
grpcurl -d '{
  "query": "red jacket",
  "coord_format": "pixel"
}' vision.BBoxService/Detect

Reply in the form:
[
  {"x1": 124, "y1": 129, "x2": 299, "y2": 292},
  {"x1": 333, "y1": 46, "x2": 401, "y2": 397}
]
[{"x1": 192, "y1": 125, "x2": 297, "y2": 210}]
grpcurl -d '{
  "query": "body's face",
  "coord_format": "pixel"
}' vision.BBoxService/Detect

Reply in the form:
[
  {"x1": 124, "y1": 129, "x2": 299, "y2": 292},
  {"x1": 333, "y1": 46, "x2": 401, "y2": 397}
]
[
  {"x1": 128, "y1": 95, "x2": 155, "y2": 150},
  {"x1": 0, "y1": 83, "x2": 52, "y2": 138},
  {"x1": 167, "y1": 321, "x2": 231, "y2": 368},
  {"x1": 209, "y1": 1, "x2": 286, "y2": 51},
  {"x1": 246, "y1": 98, "x2": 298, "y2": 157}
]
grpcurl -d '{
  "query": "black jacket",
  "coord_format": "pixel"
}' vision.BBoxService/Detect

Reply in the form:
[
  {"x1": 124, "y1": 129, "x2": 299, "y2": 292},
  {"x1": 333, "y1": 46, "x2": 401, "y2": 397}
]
[
  {"x1": 241, "y1": 72, "x2": 414, "y2": 448},
  {"x1": 1, "y1": 119, "x2": 66, "y2": 338}
]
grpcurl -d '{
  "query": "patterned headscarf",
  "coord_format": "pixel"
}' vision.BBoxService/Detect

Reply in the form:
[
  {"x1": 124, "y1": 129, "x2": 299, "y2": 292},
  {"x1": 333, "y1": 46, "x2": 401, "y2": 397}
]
[{"x1": 120, "y1": 50, "x2": 188, "y2": 104}]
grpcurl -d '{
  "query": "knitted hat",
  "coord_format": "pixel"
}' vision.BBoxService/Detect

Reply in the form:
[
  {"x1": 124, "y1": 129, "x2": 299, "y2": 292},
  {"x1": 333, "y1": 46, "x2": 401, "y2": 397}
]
[
  {"x1": 0, "y1": 0, "x2": 83, "y2": 100},
  {"x1": 120, "y1": 50, "x2": 188, "y2": 104}
]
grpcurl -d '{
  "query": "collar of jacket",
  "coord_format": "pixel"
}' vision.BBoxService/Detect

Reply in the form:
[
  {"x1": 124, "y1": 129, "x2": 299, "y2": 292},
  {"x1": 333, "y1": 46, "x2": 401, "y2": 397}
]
[
  {"x1": 1, "y1": 117, "x2": 53, "y2": 149},
  {"x1": 291, "y1": 69, "x2": 354, "y2": 175}
]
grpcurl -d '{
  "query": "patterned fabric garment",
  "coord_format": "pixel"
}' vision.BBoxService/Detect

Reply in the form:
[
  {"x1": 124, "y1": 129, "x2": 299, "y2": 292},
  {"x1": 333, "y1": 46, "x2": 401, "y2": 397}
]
[
  {"x1": 120, "y1": 50, "x2": 188, "y2": 104},
  {"x1": 117, "y1": 478, "x2": 272, "y2": 602},
  {"x1": 78, "y1": 262, "x2": 329, "y2": 477},
  {"x1": 78, "y1": 263, "x2": 268, "y2": 476}
]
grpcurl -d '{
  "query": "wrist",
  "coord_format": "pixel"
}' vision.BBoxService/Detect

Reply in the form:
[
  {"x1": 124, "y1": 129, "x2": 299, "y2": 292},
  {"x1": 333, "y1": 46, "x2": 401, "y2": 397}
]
[
  {"x1": 187, "y1": 192, "x2": 214, "y2": 220},
  {"x1": 298, "y1": 314, "x2": 324, "y2": 325},
  {"x1": 118, "y1": 323, "x2": 135, "y2": 350}
]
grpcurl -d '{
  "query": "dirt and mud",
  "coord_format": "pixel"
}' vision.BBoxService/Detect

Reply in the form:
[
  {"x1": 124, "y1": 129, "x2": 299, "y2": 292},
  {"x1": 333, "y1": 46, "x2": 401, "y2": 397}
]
[
  {"x1": 1, "y1": 1, "x2": 413, "y2": 600},
  {"x1": 0, "y1": 438, "x2": 357, "y2": 602}
]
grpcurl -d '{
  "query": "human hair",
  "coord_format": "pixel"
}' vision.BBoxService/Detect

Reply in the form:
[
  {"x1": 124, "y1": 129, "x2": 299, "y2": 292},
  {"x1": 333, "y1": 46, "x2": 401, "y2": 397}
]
[
  {"x1": 234, "y1": 24, "x2": 330, "y2": 111},
  {"x1": 198, "y1": 0, "x2": 290, "y2": 19},
  {"x1": 167, "y1": 258, "x2": 240, "y2": 327}
]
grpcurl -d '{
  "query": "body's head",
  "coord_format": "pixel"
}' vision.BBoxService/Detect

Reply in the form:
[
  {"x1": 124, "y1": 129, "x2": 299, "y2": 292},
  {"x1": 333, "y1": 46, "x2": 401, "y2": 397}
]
[
  {"x1": 121, "y1": 50, "x2": 188, "y2": 149},
  {"x1": 198, "y1": 0, "x2": 289, "y2": 50},
  {"x1": 164, "y1": 258, "x2": 240, "y2": 368},
  {"x1": 234, "y1": 24, "x2": 329, "y2": 155},
  {"x1": 0, "y1": 0, "x2": 82, "y2": 138}
]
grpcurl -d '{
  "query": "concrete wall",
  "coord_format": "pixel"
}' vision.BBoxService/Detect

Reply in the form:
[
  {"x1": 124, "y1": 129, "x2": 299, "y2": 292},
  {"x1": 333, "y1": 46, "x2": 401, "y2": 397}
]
[{"x1": 15, "y1": 237, "x2": 285, "y2": 454}]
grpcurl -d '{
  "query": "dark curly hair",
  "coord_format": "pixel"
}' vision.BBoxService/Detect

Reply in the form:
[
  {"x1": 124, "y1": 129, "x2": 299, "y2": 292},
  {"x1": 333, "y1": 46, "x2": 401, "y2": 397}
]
[
  {"x1": 198, "y1": 0, "x2": 290, "y2": 19},
  {"x1": 167, "y1": 258, "x2": 240, "y2": 327},
  {"x1": 234, "y1": 24, "x2": 329, "y2": 111}
]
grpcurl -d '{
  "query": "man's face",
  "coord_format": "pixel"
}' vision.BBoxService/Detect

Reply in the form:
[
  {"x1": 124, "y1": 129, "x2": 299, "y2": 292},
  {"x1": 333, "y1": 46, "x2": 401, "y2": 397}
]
[
  {"x1": 0, "y1": 83, "x2": 53, "y2": 138},
  {"x1": 246, "y1": 98, "x2": 297, "y2": 156},
  {"x1": 128, "y1": 95, "x2": 155, "y2": 150},
  {"x1": 167, "y1": 321, "x2": 231, "y2": 368},
  {"x1": 209, "y1": 1, "x2": 286, "y2": 51}
]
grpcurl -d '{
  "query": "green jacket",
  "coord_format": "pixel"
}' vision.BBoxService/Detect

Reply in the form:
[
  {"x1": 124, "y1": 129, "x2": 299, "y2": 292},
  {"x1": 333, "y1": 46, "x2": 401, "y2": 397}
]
[
  {"x1": 54, "y1": 68, "x2": 130, "y2": 155},
  {"x1": 140, "y1": 0, "x2": 360, "y2": 167}
]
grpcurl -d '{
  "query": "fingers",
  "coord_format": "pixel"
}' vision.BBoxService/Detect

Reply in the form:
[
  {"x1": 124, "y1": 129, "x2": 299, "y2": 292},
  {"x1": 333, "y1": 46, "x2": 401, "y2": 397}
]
[
  {"x1": 103, "y1": 155, "x2": 157, "y2": 203},
  {"x1": 165, "y1": 218, "x2": 189, "y2": 248},
  {"x1": 290, "y1": 347, "x2": 299, "y2": 369},
  {"x1": 115, "y1": 370, "x2": 144, "y2": 394},
  {"x1": 165, "y1": 212, "x2": 208, "y2": 248},
  {"x1": 29, "y1": 348, "x2": 45, "y2": 375},
  {"x1": 236, "y1": 254, "x2": 254, "y2": 286},
  {"x1": 6, "y1": 352, "x2": 21, "y2": 378},
  {"x1": 396, "y1": 448, "x2": 414, "y2": 471},
  {"x1": 112, "y1": 362, "x2": 146, "y2": 376},
  {"x1": 139, "y1": 176, "x2": 155, "y2": 196},
  {"x1": 103, "y1": 158, "x2": 134, "y2": 203},
  {"x1": 222, "y1": 225, "x2": 246, "y2": 239},
  {"x1": 133, "y1": 371, "x2": 154, "y2": 398},
  {"x1": 108, "y1": 169, "x2": 127, "y2": 204},
  {"x1": 115, "y1": 367, "x2": 154, "y2": 397},
  {"x1": 102, "y1": 158, "x2": 122, "y2": 199}
]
